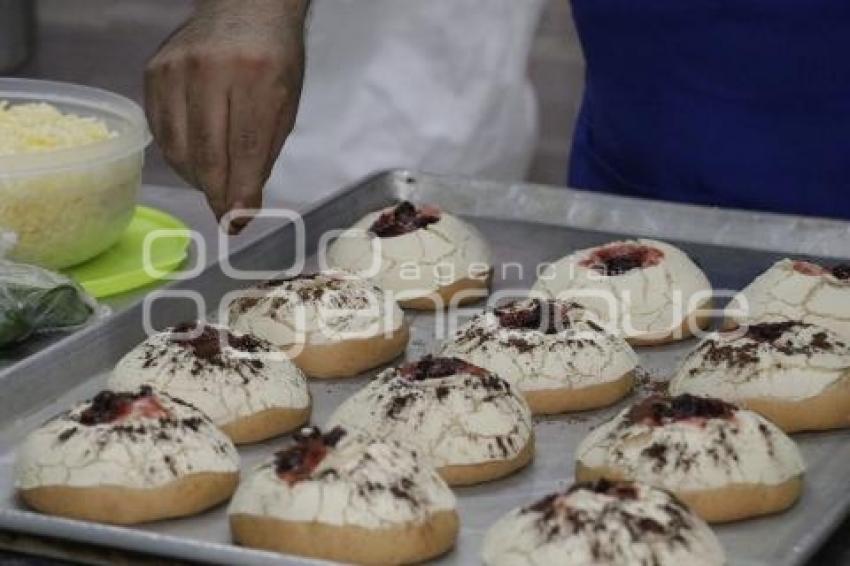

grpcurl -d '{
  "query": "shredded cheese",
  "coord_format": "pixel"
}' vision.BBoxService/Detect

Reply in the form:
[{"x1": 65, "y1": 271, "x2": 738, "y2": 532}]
[{"x1": 0, "y1": 101, "x2": 114, "y2": 156}]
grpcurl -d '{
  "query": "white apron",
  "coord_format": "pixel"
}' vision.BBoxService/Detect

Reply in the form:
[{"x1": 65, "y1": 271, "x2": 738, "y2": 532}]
[{"x1": 266, "y1": 0, "x2": 545, "y2": 205}]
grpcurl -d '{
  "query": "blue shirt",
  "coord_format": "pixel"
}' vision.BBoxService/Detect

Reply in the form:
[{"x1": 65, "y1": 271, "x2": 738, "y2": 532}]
[{"x1": 568, "y1": 1, "x2": 850, "y2": 219}]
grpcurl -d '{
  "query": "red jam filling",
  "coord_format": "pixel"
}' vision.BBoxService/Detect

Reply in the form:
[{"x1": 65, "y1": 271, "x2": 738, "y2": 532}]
[
  {"x1": 78, "y1": 386, "x2": 168, "y2": 426},
  {"x1": 580, "y1": 244, "x2": 664, "y2": 276},
  {"x1": 626, "y1": 394, "x2": 736, "y2": 427},
  {"x1": 369, "y1": 201, "x2": 441, "y2": 238},
  {"x1": 793, "y1": 260, "x2": 827, "y2": 276},
  {"x1": 494, "y1": 299, "x2": 577, "y2": 334},
  {"x1": 274, "y1": 427, "x2": 347, "y2": 485},
  {"x1": 399, "y1": 355, "x2": 489, "y2": 381},
  {"x1": 793, "y1": 260, "x2": 850, "y2": 280}
]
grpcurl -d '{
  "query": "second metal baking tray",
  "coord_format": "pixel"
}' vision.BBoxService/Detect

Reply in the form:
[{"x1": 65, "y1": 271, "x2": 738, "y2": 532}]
[{"x1": 2, "y1": 170, "x2": 850, "y2": 565}]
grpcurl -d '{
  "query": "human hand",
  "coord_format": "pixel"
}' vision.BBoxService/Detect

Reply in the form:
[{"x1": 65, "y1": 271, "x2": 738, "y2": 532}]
[{"x1": 145, "y1": 0, "x2": 308, "y2": 232}]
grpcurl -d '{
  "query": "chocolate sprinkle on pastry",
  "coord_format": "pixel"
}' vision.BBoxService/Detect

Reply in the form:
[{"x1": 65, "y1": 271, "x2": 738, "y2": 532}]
[
  {"x1": 626, "y1": 394, "x2": 736, "y2": 427},
  {"x1": 493, "y1": 298, "x2": 578, "y2": 334},
  {"x1": 369, "y1": 201, "x2": 440, "y2": 238},
  {"x1": 386, "y1": 391, "x2": 420, "y2": 419},
  {"x1": 275, "y1": 427, "x2": 348, "y2": 484},
  {"x1": 381, "y1": 359, "x2": 517, "y2": 420},
  {"x1": 228, "y1": 272, "x2": 384, "y2": 321},
  {"x1": 446, "y1": 304, "x2": 599, "y2": 355},
  {"x1": 744, "y1": 321, "x2": 802, "y2": 343},
  {"x1": 57, "y1": 427, "x2": 78, "y2": 442},
  {"x1": 290, "y1": 426, "x2": 348, "y2": 447},
  {"x1": 693, "y1": 321, "x2": 838, "y2": 371},
  {"x1": 642, "y1": 443, "x2": 669, "y2": 470},
  {"x1": 399, "y1": 355, "x2": 489, "y2": 381},
  {"x1": 695, "y1": 341, "x2": 759, "y2": 369},
  {"x1": 171, "y1": 322, "x2": 264, "y2": 361},
  {"x1": 523, "y1": 492, "x2": 558, "y2": 516},
  {"x1": 580, "y1": 243, "x2": 665, "y2": 276},
  {"x1": 633, "y1": 368, "x2": 670, "y2": 397},
  {"x1": 321, "y1": 426, "x2": 348, "y2": 448},
  {"x1": 133, "y1": 322, "x2": 271, "y2": 380},
  {"x1": 77, "y1": 386, "x2": 161, "y2": 426},
  {"x1": 261, "y1": 273, "x2": 321, "y2": 287},
  {"x1": 832, "y1": 264, "x2": 850, "y2": 280},
  {"x1": 230, "y1": 274, "x2": 323, "y2": 314},
  {"x1": 567, "y1": 478, "x2": 640, "y2": 500},
  {"x1": 263, "y1": 273, "x2": 345, "y2": 298},
  {"x1": 520, "y1": 481, "x2": 690, "y2": 545}
]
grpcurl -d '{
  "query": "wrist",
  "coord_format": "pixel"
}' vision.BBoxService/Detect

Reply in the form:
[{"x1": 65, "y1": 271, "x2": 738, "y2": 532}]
[{"x1": 195, "y1": 0, "x2": 310, "y2": 30}]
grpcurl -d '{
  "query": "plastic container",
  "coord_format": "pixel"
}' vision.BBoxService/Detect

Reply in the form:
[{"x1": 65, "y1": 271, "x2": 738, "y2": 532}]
[{"x1": 0, "y1": 78, "x2": 151, "y2": 269}]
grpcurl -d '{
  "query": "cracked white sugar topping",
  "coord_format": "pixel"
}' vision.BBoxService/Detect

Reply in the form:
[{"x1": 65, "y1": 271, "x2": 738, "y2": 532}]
[
  {"x1": 725, "y1": 259, "x2": 850, "y2": 340},
  {"x1": 227, "y1": 270, "x2": 404, "y2": 347},
  {"x1": 670, "y1": 321, "x2": 850, "y2": 402},
  {"x1": 109, "y1": 322, "x2": 310, "y2": 427},
  {"x1": 533, "y1": 239, "x2": 711, "y2": 340},
  {"x1": 327, "y1": 356, "x2": 533, "y2": 468},
  {"x1": 439, "y1": 299, "x2": 638, "y2": 393},
  {"x1": 16, "y1": 386, "x2": 239, "y2": 490},
  {"x1": 326, "y1": 201, "x2": 492, "y2": 301},
  {"x1": 481, "y1": 480, "x2": 724, "y2": 566},
  {"x1": 576, "y1": 395, "x2": 804, "y2": 491},
  {"x1": 228, "y1": 427, "x2": 456, "y2": 529}
]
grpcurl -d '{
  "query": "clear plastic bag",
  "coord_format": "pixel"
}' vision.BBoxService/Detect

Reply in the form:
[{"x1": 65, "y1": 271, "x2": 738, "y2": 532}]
[{"x1": 0, "y1": 259, "x2": 103, "y2": 347}]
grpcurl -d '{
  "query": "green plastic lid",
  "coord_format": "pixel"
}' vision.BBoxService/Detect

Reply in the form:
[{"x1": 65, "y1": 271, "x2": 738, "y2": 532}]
[{"x1": 64, "y1": 206, "x2": 190, "y2": 298}]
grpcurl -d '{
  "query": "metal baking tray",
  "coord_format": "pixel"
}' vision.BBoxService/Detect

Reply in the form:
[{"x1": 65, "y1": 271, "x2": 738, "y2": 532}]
[{"x1": 2, "y1": 170, "x2": 850, "y2": 565}]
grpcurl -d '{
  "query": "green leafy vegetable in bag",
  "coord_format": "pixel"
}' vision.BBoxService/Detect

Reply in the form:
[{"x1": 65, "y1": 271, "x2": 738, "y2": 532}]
[{"x1": 0, "y1": 260, "x2": 98, "y2": 347}]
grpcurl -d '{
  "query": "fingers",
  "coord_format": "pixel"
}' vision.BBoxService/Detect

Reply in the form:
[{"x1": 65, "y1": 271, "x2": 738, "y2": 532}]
[
  {"x1": 145, "y1": 58, "x2": 193, "y2": 187},
  {"x1": 265, "y1": 83, "x2": 299, "y2": 181},
  {"x1": 225, "y1": 82, "x2": 282, "y2": 232},
  {"x1": 147, "y1": 48, "x2": 234, "y2": 220},
  {"x1": 186, "y1": 62, "x2": 231, "y2": 220},
  {"x1": 143, "y1": 10, "x2": 306, "y2": 231},
  {"x1": 147, "y1": 48, "x2": 290, "y2": 230},
  {"x1": 225, "y1": 50, "x2": 301, "y2": 233}
]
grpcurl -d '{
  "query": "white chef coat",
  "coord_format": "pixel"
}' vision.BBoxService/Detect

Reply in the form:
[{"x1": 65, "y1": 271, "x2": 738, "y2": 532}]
[{"x1": 265, "y1": 0, "x2": 545, "y2": 205}]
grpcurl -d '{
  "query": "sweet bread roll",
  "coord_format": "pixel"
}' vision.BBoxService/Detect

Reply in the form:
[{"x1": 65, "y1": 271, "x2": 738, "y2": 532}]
[
  {"x1": 533, "y1": 239, "x2": 713, "y2": 345},
  {"x1": 482, "y1": 479, "x2": 724, "y2": 566},
  {"x1": 327, "y1": 201, "x2": 492, "y2": 309},
  {"x1": 110, "y1": 322, "x2": 310, "y2": 444},
  {"x1": 439, "y1": 298, "x2": 637, "y2": 414},
  {"x1": 16, "y1": 386, "x2": 240, "y2": 524},
  {"x1": 328, "y1": 356, "x2": 534, "y2": 485},
  {"x1": 575, "y1": 394, "x2": 805, "y2": 522},
  {"x1": 228, "y1": 271, "x2": 408, "y2": 378},
  {"x1": 229, "y1": 426, "x2": 458, "y2": 565}
]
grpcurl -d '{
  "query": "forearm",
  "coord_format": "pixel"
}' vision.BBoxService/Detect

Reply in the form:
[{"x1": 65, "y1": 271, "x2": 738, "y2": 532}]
[{"x1": 191, "y1": 0, "x2": 310, "y2": 37}]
